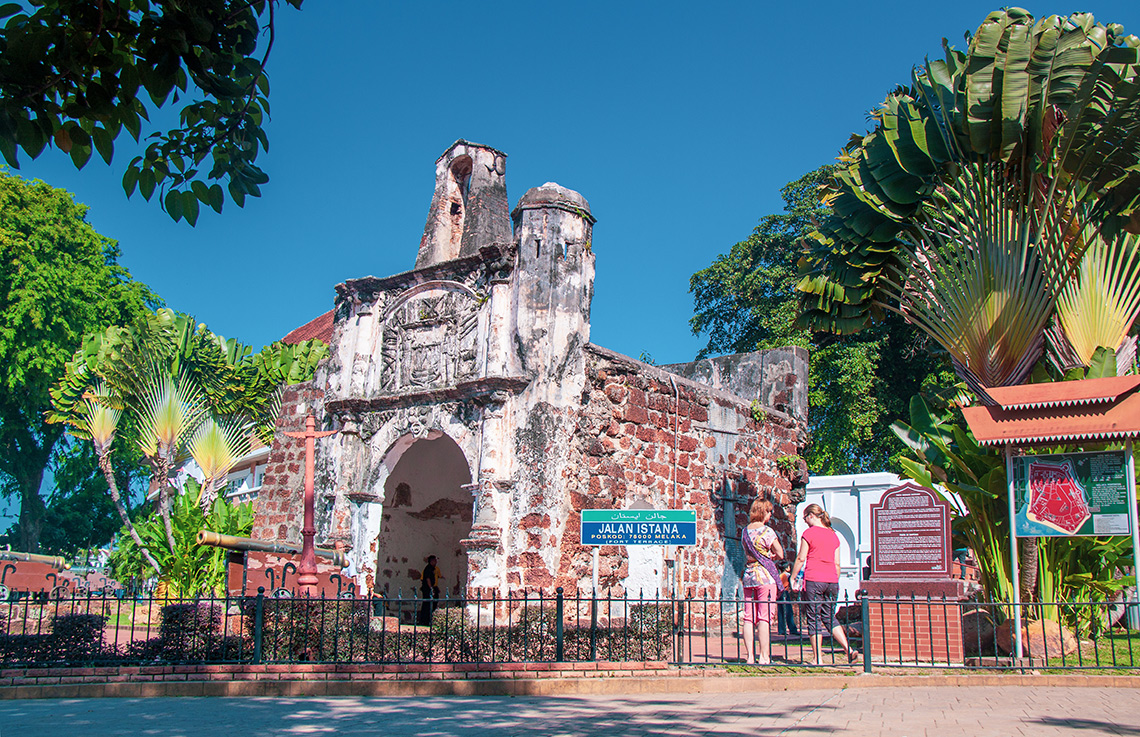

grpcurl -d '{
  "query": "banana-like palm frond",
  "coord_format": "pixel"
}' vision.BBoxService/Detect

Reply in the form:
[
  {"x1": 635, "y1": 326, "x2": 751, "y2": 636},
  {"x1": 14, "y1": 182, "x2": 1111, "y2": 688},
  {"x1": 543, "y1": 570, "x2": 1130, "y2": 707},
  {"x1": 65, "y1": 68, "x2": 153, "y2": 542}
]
[
  {"x1": 188, "y1": 416, "x2": 252, "y2": 511},
  {"x1": 799, "y1": 9, "x2": 1140, "y2": 367},
  {"x1": 188, "y1": 417, "x2": 251, "y2": 484},
  {"x1": 135, "y1": 369, "x2": 206, "y2": 462},
  {"x1": 1050, "y1": 230, "x2": 1140, "y2": 367},
  {"x1": 882, "y1": 162, "x2": 1057, "y2": 388},
  {"x1": 77, "y1": 381, "x2": 122, "y2": 457}
]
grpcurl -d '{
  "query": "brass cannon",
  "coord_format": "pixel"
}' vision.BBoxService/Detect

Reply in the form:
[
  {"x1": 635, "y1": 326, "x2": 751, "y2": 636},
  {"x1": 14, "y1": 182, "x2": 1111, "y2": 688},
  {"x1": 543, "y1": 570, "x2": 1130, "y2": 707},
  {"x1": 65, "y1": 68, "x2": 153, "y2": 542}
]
[
  {"x1": 0, "y1": 549, "x2": 72, "y2": 599},
  {"x1": 196, "y1": 531, "x2": 355, "y2": 597}
]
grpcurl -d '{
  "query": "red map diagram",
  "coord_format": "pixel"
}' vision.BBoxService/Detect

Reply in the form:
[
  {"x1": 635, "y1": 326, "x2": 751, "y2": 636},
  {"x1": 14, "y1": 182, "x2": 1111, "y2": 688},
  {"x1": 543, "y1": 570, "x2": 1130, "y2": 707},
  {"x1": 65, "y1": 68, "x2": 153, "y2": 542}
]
[{"x1": 1027, "y1": 461, "x2": 1091, "y2": 535}]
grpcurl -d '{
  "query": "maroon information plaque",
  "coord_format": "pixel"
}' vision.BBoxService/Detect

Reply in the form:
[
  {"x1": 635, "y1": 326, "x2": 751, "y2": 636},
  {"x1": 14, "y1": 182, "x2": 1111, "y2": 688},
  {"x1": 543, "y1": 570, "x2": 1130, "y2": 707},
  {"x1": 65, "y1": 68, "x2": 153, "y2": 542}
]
[{"x1": 870, "y1": 482, "x2": 951, "y2": 579}]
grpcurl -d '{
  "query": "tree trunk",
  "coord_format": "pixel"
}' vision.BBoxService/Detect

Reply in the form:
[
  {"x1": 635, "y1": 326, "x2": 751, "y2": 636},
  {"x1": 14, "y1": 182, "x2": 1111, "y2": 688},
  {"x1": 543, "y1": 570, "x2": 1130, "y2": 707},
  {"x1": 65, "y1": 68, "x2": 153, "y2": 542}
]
[
  {"x1": 0, "y1": 418, "x2": 60, "y2": 553},
  {"x1": 15, "y1": 485, "x2": 46, "y2": 553},
  {"x1": 99, "y1": 452, "x2": 163, "y2": 575},
  {"x1": 147, "y1": 462, "x2": 177, "y2": 553},
  {"x1": 1018, "y1": 537, "x2": 1039, "y2": 603}
]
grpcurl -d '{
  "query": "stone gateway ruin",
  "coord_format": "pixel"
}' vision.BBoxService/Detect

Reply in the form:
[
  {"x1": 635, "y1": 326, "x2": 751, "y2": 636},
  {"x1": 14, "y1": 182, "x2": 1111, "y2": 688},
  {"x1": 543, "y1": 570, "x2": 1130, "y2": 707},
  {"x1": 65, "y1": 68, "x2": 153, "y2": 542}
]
[{"x1": 250, "y1": 140, "x2": 809, "y2": 600}]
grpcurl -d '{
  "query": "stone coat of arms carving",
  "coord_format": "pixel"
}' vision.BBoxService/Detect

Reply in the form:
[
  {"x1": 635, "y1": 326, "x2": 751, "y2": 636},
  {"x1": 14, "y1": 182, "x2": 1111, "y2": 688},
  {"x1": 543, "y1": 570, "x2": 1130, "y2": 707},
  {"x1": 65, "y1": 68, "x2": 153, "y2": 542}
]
[{"x1": 380, "y1": 287, "x2": 479, "y2": 394}]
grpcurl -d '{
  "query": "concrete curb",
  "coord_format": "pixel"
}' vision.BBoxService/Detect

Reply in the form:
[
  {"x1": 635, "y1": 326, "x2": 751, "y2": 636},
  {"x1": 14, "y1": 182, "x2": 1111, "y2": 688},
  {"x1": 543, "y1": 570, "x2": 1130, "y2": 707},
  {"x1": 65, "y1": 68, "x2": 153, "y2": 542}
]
[{"x1": 4, "y1": 672, "x2": 1140, "y2": 699}]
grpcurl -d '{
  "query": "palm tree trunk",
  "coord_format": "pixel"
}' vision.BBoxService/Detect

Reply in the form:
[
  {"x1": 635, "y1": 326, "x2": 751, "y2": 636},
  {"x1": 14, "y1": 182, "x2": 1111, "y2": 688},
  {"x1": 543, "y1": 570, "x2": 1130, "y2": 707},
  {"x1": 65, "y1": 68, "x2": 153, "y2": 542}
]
[
  {"x1": 98, "y1": 452, "x2": 163, "y2": 575},
  {"x1": 198, "y1": 478, "x2": 218, "y2": 513},
  {"x1": 150, "y1": 457, "x2": 177, "y2": 552},
  {"x1": 1018, "y1": 537, "x2": 1039, "y2": 604}
]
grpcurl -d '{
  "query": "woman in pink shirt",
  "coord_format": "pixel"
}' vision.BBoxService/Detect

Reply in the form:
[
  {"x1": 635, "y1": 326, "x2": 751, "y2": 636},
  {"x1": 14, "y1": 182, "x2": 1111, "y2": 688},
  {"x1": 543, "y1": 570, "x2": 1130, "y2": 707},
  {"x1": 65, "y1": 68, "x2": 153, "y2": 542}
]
[{"x1": 789, "y1": 503, "x2": 859, "y2": 665}]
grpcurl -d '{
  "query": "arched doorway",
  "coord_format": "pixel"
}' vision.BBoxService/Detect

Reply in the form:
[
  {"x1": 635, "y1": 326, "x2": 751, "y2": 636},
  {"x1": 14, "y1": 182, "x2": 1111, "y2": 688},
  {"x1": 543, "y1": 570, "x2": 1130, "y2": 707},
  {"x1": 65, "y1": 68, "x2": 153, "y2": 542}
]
[{"x1": 374, "y1": 433, "x2": 473, "y2": 599}]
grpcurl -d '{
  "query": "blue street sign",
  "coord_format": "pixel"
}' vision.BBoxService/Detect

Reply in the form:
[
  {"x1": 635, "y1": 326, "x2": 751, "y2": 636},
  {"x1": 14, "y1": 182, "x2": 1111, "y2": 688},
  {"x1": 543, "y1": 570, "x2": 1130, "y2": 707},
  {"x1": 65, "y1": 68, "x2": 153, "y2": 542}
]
[{"x1": 580, "y1": 509, "x2": 697, "y2": 546}]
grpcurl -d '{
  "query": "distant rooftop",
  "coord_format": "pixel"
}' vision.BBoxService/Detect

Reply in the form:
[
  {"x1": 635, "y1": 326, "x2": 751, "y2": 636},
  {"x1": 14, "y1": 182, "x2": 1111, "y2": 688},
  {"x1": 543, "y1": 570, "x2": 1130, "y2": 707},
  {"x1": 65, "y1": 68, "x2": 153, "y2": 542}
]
[{"x1": 282, "y1": 309, "x2": 334, "y2": 345}]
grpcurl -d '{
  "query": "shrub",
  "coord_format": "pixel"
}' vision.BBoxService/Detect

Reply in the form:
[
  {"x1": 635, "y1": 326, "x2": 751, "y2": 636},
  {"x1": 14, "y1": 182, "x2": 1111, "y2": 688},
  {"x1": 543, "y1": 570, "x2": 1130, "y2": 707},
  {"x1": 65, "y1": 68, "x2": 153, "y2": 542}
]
[
  {"x1": 251, "y1": 597, "x2": 372, "y2": 662},
  {"x1": 46, "y1": 614, "x2": 106, "y2": 661},
  {"x1": 0, "y1": 613, "x2": 108, "y2": 665}
]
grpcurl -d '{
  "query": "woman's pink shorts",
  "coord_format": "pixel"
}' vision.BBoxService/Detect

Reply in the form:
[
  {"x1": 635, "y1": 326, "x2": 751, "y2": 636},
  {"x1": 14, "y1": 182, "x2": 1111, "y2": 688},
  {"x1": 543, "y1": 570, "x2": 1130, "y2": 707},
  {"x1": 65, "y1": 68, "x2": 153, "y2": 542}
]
[{"x1": 742, "y1": 584, "x2": 776, "y2": 624}]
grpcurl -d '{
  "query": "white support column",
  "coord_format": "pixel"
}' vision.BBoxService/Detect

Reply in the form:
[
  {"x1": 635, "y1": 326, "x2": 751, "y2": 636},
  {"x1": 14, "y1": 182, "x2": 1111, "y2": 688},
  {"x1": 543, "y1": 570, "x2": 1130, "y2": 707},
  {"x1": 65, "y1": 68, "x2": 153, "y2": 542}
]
[
  {"x1": 1126, "y1": 440, "x2": 1139, "y2": 630},
  {"x1": 1005, "y1": 444, "x2": 1023, "y2": 659}
]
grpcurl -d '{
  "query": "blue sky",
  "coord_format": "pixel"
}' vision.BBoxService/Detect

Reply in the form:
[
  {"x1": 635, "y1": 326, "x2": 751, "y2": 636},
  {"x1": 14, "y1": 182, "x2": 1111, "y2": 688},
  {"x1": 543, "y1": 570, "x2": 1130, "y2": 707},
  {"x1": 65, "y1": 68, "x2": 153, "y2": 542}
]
[{"x1": 11, "y1": 1, "x2": 1140, "y2": 364}]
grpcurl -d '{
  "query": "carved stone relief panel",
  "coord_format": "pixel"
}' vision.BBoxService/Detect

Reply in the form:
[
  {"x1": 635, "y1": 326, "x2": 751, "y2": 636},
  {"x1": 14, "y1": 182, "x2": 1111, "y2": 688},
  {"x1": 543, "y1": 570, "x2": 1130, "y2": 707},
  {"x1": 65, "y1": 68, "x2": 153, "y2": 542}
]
[{"x1": 379, "y1": 287, "x2": 480, "y2": 394}]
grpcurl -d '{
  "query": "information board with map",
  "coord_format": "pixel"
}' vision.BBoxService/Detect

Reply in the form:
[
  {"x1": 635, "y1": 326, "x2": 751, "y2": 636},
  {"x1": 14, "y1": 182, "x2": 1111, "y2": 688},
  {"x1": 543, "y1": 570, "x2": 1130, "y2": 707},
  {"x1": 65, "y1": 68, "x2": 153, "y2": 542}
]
[{"x1": 1012, "y1": 450, "x2": 1132, "y2": 537}]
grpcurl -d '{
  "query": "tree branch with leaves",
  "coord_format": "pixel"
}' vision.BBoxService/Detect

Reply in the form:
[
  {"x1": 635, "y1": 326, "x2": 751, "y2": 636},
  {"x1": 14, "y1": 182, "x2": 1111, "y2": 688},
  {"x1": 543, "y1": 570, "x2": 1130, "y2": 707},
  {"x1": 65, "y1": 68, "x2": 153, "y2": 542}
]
[{"x1": 0, "y1": 0, "x2": 305, "y2": 224}]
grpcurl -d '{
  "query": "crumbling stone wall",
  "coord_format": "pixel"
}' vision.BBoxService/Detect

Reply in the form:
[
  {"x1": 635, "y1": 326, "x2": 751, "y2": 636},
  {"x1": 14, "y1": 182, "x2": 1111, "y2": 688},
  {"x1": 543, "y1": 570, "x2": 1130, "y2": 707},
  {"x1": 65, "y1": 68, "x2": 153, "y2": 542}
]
[
  {"x1": 544, "y1": 345, "x2": 807, "y2": 599},
  {"x1": 250, "y1": 383, "x2": 326, "y2": 545},
  {"x1": 249, "y1": 140, "x2": 810, "y2": 605}
]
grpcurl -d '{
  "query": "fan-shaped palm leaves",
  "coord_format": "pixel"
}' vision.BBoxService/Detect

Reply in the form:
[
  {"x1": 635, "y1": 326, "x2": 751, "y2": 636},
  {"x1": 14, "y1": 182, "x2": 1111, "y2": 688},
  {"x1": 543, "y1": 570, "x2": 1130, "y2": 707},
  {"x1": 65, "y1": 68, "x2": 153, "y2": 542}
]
[
  {"x1": 798, "y1": 9, "x2": 1140, "y2": 390},
  {"x1": 134, "y1": 370, "x2": 207, "y2": 549},
  {"x1": 67, "y1": 381, "x2": 163, "y2": 574},
  {"x1": 47, "y1": 308, "x2": 328, "y2": 576},
  {"x1": 1051, "y1": 230, "x2": 1140, "y2": 371},
  {"x1": 188, "y1": 418, "x2": 252, "y2": 511}
]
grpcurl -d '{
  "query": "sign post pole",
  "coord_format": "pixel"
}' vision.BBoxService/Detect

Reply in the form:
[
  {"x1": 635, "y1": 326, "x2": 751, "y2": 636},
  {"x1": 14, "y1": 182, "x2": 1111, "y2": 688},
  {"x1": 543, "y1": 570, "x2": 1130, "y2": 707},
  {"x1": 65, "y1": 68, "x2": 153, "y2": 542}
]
[
  {"x1": 1005, "y1": 444, "x2": 1023, "y2": 660},
  {"x1": 1127, "y1": 440, "x2": 1140, "y2": 630},
  {"x1": 591, "y1": 547, "x2": 599, "y2": 593}
]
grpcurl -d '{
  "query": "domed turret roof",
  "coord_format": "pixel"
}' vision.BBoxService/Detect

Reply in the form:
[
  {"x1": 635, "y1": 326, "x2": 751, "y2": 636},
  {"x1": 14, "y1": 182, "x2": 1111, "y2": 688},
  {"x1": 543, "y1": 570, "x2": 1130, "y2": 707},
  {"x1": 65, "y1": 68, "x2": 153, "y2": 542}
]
[{"x1": 512, "y1": 182, "x2": 595, "y2": 223}]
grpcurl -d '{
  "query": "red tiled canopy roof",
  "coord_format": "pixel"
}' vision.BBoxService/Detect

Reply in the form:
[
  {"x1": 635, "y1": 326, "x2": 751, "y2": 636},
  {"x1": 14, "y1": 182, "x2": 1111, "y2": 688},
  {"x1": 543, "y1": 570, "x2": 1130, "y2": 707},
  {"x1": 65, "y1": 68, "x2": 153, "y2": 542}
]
[
  {"x1": 962, "y1": 376, "x2": 1140, "y2": 447},
  {"x1": 281, "y1": 309, "x2": 334, "y2": 345}
]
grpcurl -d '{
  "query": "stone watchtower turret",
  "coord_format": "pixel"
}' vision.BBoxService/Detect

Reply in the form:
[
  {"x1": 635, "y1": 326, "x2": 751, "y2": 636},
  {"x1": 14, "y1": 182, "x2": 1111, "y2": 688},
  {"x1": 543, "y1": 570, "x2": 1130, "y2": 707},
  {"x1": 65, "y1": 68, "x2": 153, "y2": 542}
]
[
  {"x1": 415, "y1": 140, "x2": 512, "y2": 268},
  {"x1": 509, "y1": 183, "x2": 596, "y2": 393}
]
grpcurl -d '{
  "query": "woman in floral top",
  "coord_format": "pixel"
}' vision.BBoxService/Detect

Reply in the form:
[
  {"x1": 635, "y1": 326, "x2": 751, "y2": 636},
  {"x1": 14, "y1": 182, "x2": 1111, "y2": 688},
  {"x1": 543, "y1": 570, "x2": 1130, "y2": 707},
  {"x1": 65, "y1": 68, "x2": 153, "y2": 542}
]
[{"x1": 741, "y1": 498, "x2": 784, "y2": 665}]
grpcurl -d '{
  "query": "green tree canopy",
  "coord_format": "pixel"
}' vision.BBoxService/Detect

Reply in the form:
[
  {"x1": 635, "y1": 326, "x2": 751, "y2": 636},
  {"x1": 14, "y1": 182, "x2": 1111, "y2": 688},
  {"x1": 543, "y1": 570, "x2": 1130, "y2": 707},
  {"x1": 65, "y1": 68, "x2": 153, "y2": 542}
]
[
  {"x1": 0, "y1": 0, "x2": 304, "y2": 225},
  {"x1": 0, "y1": 169, "x2": 159, "y2": 551},
  {"x1": 690, "y1": 166, "x2": 953, "y2": 474}
]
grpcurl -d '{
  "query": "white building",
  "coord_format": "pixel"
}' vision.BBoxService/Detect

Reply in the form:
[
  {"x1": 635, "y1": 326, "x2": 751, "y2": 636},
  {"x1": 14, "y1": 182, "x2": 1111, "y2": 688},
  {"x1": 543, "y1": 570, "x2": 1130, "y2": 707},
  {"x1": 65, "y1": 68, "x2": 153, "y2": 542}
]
[{"x1": 172, "y1": 439, "x2": 272, "y2": 506}]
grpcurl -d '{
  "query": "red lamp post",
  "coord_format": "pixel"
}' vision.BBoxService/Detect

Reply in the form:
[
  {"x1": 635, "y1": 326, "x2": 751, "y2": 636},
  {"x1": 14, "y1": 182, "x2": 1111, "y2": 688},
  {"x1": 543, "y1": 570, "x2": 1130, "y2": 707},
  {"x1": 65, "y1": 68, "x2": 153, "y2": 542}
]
[{"x1": 282, "y1": 414, "x2": 338, "y2": 596}]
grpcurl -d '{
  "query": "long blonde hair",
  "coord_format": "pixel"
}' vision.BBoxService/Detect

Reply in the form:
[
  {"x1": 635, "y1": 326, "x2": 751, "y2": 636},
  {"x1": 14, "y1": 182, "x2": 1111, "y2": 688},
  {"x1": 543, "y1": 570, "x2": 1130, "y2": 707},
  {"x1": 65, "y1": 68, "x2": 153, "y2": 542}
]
[{"x1": 802, "y1": 503, "x2": 831, "y2": 528}]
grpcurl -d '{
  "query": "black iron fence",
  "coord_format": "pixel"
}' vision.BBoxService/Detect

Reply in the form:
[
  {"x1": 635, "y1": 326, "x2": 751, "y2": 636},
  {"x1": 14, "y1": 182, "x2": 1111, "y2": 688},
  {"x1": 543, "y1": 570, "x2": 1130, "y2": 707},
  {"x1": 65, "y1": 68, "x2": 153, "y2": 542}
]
[{"x1": 1, "y1": 587, "x2": 1137, "y2": 672}]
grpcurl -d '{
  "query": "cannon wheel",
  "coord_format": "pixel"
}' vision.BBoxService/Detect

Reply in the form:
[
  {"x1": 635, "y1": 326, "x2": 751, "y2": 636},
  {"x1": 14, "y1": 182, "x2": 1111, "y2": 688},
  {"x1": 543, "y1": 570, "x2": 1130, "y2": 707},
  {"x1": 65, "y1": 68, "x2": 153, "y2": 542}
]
[
  {"x1": 271, "y1": 587, "x2": 293, "y2": 599},
  {"x1": 0, "y1": 584, "x2": 8, "y2": 601},
  {"x1": 50, "y1": 585, "x2": 69, "y2": 600}
]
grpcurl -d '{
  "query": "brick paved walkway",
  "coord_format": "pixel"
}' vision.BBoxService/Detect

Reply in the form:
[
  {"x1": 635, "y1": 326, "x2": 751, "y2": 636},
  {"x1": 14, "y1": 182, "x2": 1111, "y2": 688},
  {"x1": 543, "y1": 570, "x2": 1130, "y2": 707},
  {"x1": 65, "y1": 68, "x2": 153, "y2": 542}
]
[{"x1": 2, "y1": 686, "x2": 1138, "y2": 736}]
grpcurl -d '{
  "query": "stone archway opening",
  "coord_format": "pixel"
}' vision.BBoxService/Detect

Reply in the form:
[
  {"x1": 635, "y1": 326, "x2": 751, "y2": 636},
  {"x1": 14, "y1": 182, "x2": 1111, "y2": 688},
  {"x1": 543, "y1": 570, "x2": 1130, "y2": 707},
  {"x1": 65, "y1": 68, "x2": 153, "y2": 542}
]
[{"x1": 374, "y1": 433, "x2": 473, "y2": 602}]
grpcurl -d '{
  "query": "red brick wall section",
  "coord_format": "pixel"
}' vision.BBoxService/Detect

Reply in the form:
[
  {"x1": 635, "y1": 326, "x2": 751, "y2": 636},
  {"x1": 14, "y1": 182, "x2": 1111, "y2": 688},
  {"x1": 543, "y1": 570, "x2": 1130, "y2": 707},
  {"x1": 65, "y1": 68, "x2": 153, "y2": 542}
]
[
  {"x1": 0, "y1": 662, "x2": 700, "y2": 698},
  {"x1": 251, "y1": 382, "x2": 327, "y2": 544},
  {"x1": 555, "y1": 353, "x2": 807, "y2": 598},
  {"x1": 866, "y1": 598, "x2": 965, "y2": 664}
]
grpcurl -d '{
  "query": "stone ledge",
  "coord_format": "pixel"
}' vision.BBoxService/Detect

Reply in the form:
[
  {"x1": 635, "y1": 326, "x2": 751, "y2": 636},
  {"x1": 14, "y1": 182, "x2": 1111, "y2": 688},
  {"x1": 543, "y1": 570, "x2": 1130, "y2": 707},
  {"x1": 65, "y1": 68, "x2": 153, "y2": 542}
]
[
  {"x1": 326, "y1": 376, "x2": 530, "y2": 416},
  {"x1": 2, "y1": 667, "x2": 1138, "y2": 699}
]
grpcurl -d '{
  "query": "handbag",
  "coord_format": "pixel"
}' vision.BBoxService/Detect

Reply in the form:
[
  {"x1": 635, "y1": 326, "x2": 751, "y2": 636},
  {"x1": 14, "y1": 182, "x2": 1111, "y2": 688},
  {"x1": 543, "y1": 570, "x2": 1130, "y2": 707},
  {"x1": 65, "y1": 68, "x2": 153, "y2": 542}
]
[{"x1": 741, "y1": 525, "x2": 784, "y2": 593}]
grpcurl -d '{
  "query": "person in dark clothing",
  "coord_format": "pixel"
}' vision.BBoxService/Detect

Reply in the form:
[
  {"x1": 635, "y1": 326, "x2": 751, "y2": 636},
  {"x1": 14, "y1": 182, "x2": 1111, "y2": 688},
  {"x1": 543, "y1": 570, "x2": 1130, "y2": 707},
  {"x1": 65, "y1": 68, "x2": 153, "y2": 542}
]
[
  {"x1": 418, "y1": 555, "x2": 442, "y2": 625},
  {"x1": 776, "y1": 586, "x2": 801, "y2": 636}
]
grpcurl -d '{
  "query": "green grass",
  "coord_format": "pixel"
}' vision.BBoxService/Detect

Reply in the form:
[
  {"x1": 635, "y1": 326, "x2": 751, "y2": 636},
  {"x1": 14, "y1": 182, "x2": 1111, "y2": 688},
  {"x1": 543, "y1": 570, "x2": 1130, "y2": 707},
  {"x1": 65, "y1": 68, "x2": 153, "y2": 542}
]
[{"x1": 1039, "y1": 631, "x2": 1140, "y2": 674}]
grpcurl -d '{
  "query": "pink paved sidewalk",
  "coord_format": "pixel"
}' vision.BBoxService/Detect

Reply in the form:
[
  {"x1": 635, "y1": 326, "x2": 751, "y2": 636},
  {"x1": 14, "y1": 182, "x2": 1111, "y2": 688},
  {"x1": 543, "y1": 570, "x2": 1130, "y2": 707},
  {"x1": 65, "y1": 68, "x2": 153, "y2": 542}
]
[{"x1": 1, "y1": 684, "x2": 1137, "y2": 736}]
